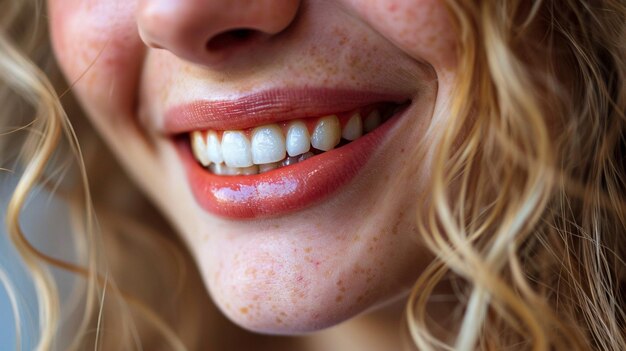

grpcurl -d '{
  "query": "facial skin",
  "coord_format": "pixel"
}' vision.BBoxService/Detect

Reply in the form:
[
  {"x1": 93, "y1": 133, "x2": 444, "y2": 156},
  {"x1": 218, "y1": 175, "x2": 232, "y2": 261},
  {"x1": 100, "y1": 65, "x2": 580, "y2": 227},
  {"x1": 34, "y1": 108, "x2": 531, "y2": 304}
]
[{"x1": 48, "y1": 0, "x2": 457, "y2": 334}]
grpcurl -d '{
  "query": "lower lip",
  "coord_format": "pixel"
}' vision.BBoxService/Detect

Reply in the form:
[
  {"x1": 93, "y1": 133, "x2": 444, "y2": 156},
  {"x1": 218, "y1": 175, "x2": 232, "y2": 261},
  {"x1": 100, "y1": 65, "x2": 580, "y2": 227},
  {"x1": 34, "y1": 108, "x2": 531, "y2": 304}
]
[{"x1": 176, "y1": 111, "x2": 403, "y2": 219}]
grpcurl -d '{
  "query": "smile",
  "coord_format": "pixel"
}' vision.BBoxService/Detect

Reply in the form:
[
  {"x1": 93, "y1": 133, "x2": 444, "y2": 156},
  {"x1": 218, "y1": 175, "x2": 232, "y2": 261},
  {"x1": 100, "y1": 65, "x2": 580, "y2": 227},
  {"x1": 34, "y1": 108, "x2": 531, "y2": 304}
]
[{"x1": 170, "y1": 89, "x2": 410, "y2": 219}]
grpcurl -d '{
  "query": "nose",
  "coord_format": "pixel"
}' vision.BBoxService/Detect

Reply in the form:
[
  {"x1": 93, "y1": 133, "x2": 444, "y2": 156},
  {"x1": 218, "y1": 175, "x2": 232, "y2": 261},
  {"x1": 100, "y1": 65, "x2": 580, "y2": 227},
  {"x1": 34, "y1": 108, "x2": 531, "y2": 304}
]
[{"x1": 137, "y1": 0, "x2": 300, "y2": 65}]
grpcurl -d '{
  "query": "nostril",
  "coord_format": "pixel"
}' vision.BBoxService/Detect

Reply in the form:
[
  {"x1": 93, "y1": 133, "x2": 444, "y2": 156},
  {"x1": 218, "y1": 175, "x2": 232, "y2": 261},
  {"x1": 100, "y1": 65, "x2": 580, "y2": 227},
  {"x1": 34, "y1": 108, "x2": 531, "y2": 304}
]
[{"x1": 206, "y1": 29, "x2": 259, "y2": 52}]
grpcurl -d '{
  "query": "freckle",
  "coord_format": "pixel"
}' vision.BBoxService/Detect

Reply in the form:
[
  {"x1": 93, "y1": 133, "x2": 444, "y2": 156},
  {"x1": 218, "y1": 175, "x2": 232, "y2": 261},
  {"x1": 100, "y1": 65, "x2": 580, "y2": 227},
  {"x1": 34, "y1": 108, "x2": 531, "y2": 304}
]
[
  {"x1": 401, "y1": 148, "x2": 406, "y2": 153},
  {"x1": 240, "y1": 307, "x2": 249, "y2": 314},
  {"x1": 339, "y1": 286, "x2": 346, "y2": 293},
  {"x1": 335, "y1": 295, "x2": 343, "y2": 302},
  {"x1": 352, "y1": 235, "x2": 360, "y2": 242},
  {"x1": 336, "y1": 280, "x2": 343, "y2": 286},
  {"x1": 357, "y1": 294, "x2": 365, "y2": 302},
  {"x1": 245, "y1": 268, "x2": 257, "y2": 278},
  {"x1": 280, "y1": 311, "x2": 287, "y2": 316},
  {"x1": 368, "y1": 246, "x2": 374, "y2": 252},
  {"x1": 304, "y1": 247, "x2": 312, "y2": 253},
  {"x1": 276, "y1": 317, "x2": 283, "y2": 324}
]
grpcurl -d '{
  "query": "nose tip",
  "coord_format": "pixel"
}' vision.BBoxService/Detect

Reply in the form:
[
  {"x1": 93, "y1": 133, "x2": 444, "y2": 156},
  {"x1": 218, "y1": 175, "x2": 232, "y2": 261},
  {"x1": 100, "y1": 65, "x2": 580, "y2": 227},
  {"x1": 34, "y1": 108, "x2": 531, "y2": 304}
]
[{"x1": 137, "y1": 0, "x2": 300, "y2": 65}]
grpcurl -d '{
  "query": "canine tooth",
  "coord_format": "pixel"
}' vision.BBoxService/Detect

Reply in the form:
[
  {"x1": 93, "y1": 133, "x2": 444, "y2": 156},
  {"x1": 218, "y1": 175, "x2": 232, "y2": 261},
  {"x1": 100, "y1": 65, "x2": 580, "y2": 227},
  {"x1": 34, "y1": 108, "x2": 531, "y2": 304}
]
[
  {"x1": 342, "y1": 113, "x2": 363, "y2": 141},
  {"x1": 206, "y1": 131, "x2": 224, "y2": 164},
  {"x1": 286, "y1": 121, "x2": 311, "y2": 157},
  {"x1": 311, "y1": 115, "x2": 341, "y2": 151},
  {"x1": 251, "y1": 124, "x2": 286, "y2": 164},
  {"x1": 221, "y1": 131, "x2": 253, "y2": 167},
  {"x1": 364, "y1": 110, "x2": 381, "y2": 132},
  {"x1": 259, "y1": 162, "x2": 280, "y2": 173},
  {"x1": 191, "y1": 131, "x2": 210, "y2": 166}
]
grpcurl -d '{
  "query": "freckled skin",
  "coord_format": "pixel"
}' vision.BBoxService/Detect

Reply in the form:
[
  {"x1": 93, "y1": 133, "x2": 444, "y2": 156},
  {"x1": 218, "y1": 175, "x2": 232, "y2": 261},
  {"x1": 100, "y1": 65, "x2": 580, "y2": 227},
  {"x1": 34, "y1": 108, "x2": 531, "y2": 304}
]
[{"x1": 48, "y1": 0, "x2": 457, "y2": 334}]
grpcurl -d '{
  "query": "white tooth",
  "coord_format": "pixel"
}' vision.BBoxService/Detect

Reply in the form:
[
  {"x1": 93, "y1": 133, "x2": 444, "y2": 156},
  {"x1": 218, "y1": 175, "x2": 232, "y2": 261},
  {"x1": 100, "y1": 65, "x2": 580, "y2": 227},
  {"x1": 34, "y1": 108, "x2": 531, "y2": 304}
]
[
  {"x1": 209, "y1": 163, "x2": 239, "y2": 175},
  {"x1": 259, "y1": 162, "x2": 280, "y2": 173},
  {"x1": 221, "y1": 131, "x2": 253, "y2": 167},
  {"x1": 364, "y1": 110, "x2": 381, "y2": 133},
  {"x1": 286, "y1": 120, "x2": 311, "y2": 157},
  {"x1": 342, "y1": 113, "x2": 363, "y2": 141},
  {"x1": 206, "y1": 130, "x2": 224, "y2": 164},
  {"x1": 191, "y1": 131, "x2": 210, "y2": 166},
  {"x1": 251, "y1": 124, "x2": 286, "y2": 164},
  {"x1": 311, "y1": 115, "x2": 341, "y2": 151}
]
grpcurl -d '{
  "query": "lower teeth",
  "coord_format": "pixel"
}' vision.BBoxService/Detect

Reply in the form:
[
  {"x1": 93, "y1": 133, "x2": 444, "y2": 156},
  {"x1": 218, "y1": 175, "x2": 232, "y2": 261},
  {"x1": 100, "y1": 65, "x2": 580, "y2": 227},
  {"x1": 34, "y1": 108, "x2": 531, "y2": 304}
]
[{"x1": 208, "y1": 151, "x2": 317, "y2": 176}]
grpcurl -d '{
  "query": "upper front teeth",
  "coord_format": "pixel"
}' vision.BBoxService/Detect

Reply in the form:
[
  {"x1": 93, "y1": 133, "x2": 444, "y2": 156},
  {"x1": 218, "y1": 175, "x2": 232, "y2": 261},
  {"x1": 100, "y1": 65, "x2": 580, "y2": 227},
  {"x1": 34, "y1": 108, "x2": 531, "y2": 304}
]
[
  {"x1": 251, "y1": 124, "x2": 286, "y2": 164},
  {"x1": 285, "y1": 121, "x2": 310, "y2": 157},
  {"x1": 191, "y1": 108, "x2": 387, "y2": 174},
  {"x1": 221, "y1": 131, "x2": 253, "y2": 167}
]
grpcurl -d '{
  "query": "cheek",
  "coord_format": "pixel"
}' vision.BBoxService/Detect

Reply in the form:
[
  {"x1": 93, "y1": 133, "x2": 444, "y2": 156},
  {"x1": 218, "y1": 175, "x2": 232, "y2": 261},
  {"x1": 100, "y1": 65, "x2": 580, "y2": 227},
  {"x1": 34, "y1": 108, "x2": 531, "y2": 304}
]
[
  {"x1": 345, "y1": 0, "x2": 457, "y2": 71},
  {"x1": 48, "y1": 0, "x2": 144, "y2": 127}
]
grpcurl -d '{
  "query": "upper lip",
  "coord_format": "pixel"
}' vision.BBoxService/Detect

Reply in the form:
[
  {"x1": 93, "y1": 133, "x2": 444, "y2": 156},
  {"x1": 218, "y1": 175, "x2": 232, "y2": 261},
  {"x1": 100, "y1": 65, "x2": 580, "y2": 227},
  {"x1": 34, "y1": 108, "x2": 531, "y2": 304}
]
[{"x1": 163, "y1": 88, "x2": 409, "y2": 133}]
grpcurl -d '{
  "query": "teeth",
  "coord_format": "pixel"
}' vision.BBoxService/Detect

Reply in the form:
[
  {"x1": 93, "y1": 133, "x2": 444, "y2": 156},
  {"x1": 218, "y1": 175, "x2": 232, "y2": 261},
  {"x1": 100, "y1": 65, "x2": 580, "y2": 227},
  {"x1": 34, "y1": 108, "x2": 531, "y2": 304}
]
[
  {"x1": 206, "y1": 130, "x2": 224, "y2": 164},
  {"x1": 364, "y1": 110, "x2": 381, "y2": 133},
  {"x1": 251, "y1": 124, "x2": 286, "y2": 164},
  {"x1": 342, "y1": 113, "x2": 363, "y2": 141},
  {"x1": 210, "y1": 163, "x2": 259, "y2": 175},
  {"x1": 311, "y1": 115, "x2": 341, "y2": 151},
  {"x1": 221, "y1": 131, "x2": 253, "y2": 167},
  {"x1": 239, "y1": 165, "x2": 260, "y2": 175},
  {"x1": 286, "y1": 120, "x2": 311, "y2": 157},
  {"x1": 191, "y1": 131, "x2": 210, "y2": 166},
  {"x1": 191, "y1": 107, "x2": 391, "y2": 175},
  {"x1": 208, "y1": 163, "x2": 239, "y2": 175},
  {"x1": 281, "y1": 156, "x2": 300, "y2": 167},
  {"x1": 259, "y1": 162, "x2": 280, "y2": 173}
]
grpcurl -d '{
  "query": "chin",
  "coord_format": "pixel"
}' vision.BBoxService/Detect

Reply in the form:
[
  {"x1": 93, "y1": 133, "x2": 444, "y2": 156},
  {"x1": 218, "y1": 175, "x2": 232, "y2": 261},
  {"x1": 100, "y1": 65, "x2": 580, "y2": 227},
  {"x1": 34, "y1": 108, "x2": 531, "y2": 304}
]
[
  {"x1": 209, "y1": 266, "x2": 401, "y2": 335},
  {"x1": 193, "y1": 224, "x2": 418, "y2": 334}
]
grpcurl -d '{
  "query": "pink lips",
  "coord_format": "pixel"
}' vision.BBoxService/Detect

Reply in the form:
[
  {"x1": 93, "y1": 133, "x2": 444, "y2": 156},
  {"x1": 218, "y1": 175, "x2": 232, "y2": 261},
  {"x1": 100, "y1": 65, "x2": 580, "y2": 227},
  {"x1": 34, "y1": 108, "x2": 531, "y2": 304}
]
[{"x1": 167, "y1": 89, "x2": 408, "y2": 219}]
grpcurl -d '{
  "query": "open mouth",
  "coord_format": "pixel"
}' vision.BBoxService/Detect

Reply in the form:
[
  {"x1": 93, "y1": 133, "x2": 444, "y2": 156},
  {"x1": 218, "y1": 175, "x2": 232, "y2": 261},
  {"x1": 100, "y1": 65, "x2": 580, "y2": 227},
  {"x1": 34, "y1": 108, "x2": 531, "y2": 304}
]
[
  {"x1": 189, "y1": 103, "x2": 399, "y2": 175},
  {"x1": 169, "y1": 89, "x2": 410, "y2": 219}
]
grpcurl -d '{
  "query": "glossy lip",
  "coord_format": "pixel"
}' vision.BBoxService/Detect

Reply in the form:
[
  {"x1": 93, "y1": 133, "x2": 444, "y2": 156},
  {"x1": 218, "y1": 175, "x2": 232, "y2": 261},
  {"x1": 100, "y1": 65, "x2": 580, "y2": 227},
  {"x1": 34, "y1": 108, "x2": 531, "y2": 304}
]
[
  {"x1": 164, "y1": 88, "x2": 408, "y2": 133},
  {"x1": 176, "y1": 105, "x2": 407, "y2": 219}
]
